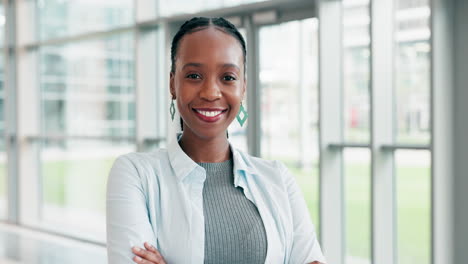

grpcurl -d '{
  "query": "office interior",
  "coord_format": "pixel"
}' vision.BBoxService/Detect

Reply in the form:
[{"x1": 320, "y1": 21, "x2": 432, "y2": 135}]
[{"x1": 0, "y1": 0, "x2": 467, "y2": 263}]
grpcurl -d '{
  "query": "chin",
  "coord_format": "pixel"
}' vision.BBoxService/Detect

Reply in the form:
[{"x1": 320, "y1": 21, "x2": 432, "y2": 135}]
[{"x1": 192, "y1": 128, "x2": 228, "y2": 140}]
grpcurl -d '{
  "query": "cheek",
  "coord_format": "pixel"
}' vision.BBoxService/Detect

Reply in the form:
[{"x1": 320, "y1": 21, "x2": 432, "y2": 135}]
[
  {"x1": 227, "y1": 94, "x2": 243, "y2": 113},
  {"x1": 176, "y1": 97, "x2": 190, "y2": 114},
  {"x1": 174, "y1": 82, "x2": 196, "y2": 110},
  {"x1": 225, "y1": 81, "x2": 244, "y2": 97}
]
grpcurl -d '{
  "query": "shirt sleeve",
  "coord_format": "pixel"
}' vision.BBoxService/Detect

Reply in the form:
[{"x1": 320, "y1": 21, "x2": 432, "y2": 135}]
[
  {"x1": 106, "y1": 155, "x2": 157, "y2": 264},
  {"x1": 278, "y1": 161, "x2": 327, "y2": 264}
]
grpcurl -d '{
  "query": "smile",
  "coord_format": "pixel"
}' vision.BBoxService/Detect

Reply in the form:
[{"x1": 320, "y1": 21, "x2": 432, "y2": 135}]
[
  {"x1": 195, "y1": 109, "x2": 223, "y2": 117},
  {"x1": 192, "y1": 108, "x2": 228, "y2": 122}
]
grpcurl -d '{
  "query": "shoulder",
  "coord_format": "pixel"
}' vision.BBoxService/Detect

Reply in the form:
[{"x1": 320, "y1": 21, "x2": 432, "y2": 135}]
[
  {"x1": 233, "y1": 147, "x2": 290, "y2": 181},
  {"x1": 117, "y1": 148, "x2": 169, "y2": 164},
  {"x1": 110, "y1": 148, "x2": 171, "y2": 176},
  {"x1": 107, "y1": 148, "x2": 173, "y2": 196}
]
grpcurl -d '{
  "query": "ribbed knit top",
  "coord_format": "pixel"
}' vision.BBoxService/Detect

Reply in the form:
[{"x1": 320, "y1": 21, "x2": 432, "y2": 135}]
[{"x1": 197, "y1": 159, "x2": 268, "y2": 264}]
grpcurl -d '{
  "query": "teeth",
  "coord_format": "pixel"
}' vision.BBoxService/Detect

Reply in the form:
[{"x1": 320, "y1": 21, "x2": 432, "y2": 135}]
[{"x1": 195, "y1": 109, "x2": 223, "y2": 117}]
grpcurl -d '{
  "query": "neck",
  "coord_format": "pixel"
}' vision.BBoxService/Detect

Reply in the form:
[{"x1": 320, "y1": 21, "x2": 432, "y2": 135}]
[{"x1": 178, "y1": 130, "x2": 231, "y2": 163}]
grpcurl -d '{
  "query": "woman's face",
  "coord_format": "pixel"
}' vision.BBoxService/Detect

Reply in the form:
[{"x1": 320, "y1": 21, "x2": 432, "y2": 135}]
[{"x1": 170, "y1": 27, "x2": 246, "y2": 140}]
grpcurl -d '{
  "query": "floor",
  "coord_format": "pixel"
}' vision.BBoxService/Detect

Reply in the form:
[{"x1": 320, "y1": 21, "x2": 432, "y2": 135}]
[{"x1": 0, "y1": 223, "x2": 106, "y2": 264}]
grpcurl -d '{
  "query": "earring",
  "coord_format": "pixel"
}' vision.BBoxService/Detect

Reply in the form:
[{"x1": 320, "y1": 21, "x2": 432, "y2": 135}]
[
  {"x1": 236, "y1": 102, "x2": 248, "y2": 127},
  {"x1": 170, "y1": 99, "x2": 176, "y2": 121}
]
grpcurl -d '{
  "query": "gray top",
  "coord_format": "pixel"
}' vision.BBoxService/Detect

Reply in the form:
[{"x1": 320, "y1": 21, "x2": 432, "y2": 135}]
[{"x1": 198, "y1": 158, "x2": 268, "y2": 264}]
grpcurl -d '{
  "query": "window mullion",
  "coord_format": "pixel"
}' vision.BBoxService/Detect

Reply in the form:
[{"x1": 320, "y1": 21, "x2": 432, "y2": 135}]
[
  {"x1": 245, "y1": 15, "x2": 261, "y2": 157},
  {"x1": 431, "y1": 0, "x2": 455, "y2": 263},
  {"x1": 318, "y1": 1, "x2": 345, "y2": 263},
  {"x1": 5, "y1": 0, "x2": 19, "y2": 224},
  {"x1": 135, "y1": 27, "x2": 158, "y2": 151},
  {"x1": 370, "y1": 0, "x2": 397, "y2": 263},
  {"x1": 15, "y1": 0, "x2": 41, "y2": 227}
]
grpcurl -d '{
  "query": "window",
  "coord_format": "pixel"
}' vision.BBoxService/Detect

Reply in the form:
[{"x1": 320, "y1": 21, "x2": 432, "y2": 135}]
[
  {"x1": 38, "y1": 0, "x2": 133, "y2": 41},
  {"x1": 395, "y1": 1, "x2": 432, "y2": 263},
  {"x1": 39, "y1": 34, "x2": 136, "y2": 241},
  {"x1": 396, "y1": 150, "x2": 431, "y2": 264},
  {"x1": 343, "y1": 0, "x2": 372, "y2": 262},
  {"x1": 395, "y1": 0, "x2": 431, "y2": 145},
  {"x1": 159, "y1": 0, "x2": 266, "y2": 17},
  {"x1": 2, "y1": 1, "x2": 437, "y2": 259},
  {"x1": 0, "y1": 2, "x2": 6, "y2": 220},
  {"x1": 344, "y1": 148, "x2": 371, "y2": 264},
  {"x1": 343, "y1": 0, "x2": 371, "y2": 143},
  {"x1": 259, "y1": 18, "x2": 320, "y2": 230},
  {"x1": 337, "y1": 1, "x2": 432, "y2": 263}
]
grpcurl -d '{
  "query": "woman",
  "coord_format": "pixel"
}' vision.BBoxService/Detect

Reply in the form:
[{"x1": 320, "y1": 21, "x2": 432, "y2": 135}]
[{"x1": 106, "y1": 17, "x2": 326, "y2": 264}]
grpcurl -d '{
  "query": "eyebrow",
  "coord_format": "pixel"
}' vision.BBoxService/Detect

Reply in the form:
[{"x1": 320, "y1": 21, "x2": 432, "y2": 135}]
[
  {"x1": 182, "y1": 62, "x2": 203, "y2": 70},
  {"x1": 222, "y1": 63, "x2": 241, "y2": 71},
  {"x1": 182, "y1": 62, "x2": 240, "y2": 71}
]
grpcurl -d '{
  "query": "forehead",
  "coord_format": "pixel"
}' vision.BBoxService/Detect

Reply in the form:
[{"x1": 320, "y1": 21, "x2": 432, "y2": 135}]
[{"x1": 176, "y1": 27, "x2": 244, "y2": 67}]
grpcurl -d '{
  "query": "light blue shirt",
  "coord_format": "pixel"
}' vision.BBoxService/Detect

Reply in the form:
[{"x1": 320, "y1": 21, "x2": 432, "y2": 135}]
[{"x1": 106, "y1": 133, "x2": 326, "y2": 264}]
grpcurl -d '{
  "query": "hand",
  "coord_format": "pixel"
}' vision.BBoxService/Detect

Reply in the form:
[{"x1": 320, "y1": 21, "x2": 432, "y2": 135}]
[{"x1": 131, "y1": 242, "x2": 167, "y2": 264}]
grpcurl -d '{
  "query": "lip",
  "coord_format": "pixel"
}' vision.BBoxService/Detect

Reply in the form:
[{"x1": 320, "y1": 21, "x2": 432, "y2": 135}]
[
  {"x1": 193, "y1": 108, "x2": 227, "y2": 111},
  {"x1": 192, "y1": 108, "x2": 228, "y2": 123}
]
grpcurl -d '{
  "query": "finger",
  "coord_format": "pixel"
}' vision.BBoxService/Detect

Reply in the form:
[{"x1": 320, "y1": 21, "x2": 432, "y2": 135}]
[
  {"x1": 144, "y1": 243, "x2": 167, "y2": 264},
  {"x1": 133, "y1": 255, "x2": 157, "y2": 264},
  {"x1": 132, "y1": 247, "x2": 162, "y2": 263},
  {"x1": 144, "y1": 242, "x2": 164, "y2": 257}
]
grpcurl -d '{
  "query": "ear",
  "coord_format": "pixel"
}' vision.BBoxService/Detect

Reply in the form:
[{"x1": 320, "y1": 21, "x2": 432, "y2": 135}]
[{"x1": 170, "y1": 72, "x2": 176, "y2": 99}]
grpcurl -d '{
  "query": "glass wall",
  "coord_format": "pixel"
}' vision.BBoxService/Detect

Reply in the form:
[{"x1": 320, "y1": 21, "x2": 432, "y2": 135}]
[
  {"x1": 0, "y1": 3, "x2": 3, "y2": 45},
  {"x1": 159, "y1": 0, "x2": 266, "y2": 17},
  {"x1": 340, "y1": 0, "x2": 432, "y2": 263},
  {"x1": 344, "y1": 148, "x2": 371, "y2": 264},
  {"x1": 395, "y1": 0, "x2": 432, "y2": 263},
  {"x1": 0, "y1": 2, "x2": 6, "y2": 220},
  {"x1": 259, "y1": 18, "x2": 320, "y2": 229},
  {"x1": 343, "y1": 0, "x2": 371, "y2": 144},
  {"x1": 396, "y1": 150, "x2": 431, "y2": 264},
  {"x1": 39, "y1": 34, "x2": 135, "y2": 137},
  {"x1": 1, "y1": 1, "x2": 436, "y2": 262},
  {"x1": 37, "y1": 7, "x2": 136, "y2": 240},
  {"x1": 395, "y1": 0, "x2": 431, "y2": 144},
  {"x1": 342, "y1": 1, "x2": 372, "y2": 263},
  {"x1": 38, "y1": 0, "x2": 133, "y2": 41}
]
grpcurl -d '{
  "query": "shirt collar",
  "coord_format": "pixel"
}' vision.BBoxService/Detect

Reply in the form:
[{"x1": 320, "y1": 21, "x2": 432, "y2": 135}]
[{"x1": 167, "y1": 132, "x2": 258, "y2": 183}]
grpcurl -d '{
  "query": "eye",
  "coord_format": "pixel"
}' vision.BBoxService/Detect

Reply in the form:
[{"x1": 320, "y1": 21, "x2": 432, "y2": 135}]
[
  {"x1": 186, "y1": 73, "x2": 201, "y2": 79},
  {"x1": 223, "y1": 75, "x2": 236, "y2": 81}
]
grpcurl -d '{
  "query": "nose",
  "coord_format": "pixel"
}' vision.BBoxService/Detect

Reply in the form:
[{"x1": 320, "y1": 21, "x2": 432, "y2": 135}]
[{"x1": 199, "y1": 77, "x2": 221, "y2": 101}]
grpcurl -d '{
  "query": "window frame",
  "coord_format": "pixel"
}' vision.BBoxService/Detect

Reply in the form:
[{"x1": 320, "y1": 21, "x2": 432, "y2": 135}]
[{"x1": 2, "y1": 2, "x2": 452, "y2": 264}]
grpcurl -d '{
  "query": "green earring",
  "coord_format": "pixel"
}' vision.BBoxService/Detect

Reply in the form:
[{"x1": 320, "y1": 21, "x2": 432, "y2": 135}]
[
  {"x1": 170, "y1": 99, "x2": 175, "y2": 121},
  {"x1": 236, "y1": 102, "x2": 248, "y2": 127}
]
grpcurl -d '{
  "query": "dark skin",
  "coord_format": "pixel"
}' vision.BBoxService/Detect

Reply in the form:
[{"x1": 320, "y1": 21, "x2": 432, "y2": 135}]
[
  {"x1": 131, "y1": 26, "x2": 322, "y2": 264},
  {"x1": 131, "y1": 26, "x2": 245, "y2": 264},
  {"x1": 172, "y1": 26, "x2": 246, "y2": 163}
]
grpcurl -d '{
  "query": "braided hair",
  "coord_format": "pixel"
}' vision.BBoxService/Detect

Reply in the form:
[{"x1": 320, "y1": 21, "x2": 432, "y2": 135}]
[
  {"x1": 170, "y1": 17, "x2": 247, "y2": 74},
  {"x1": 170, "y1": 17, "x2": 247, "y2": 136}
]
